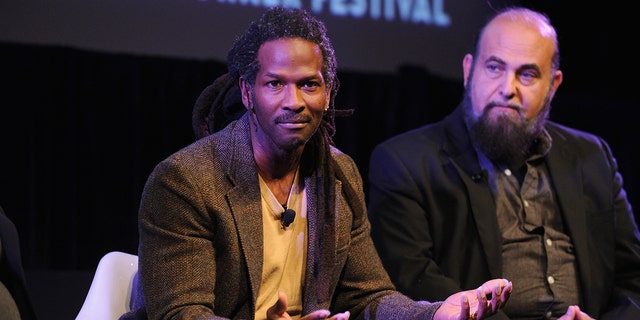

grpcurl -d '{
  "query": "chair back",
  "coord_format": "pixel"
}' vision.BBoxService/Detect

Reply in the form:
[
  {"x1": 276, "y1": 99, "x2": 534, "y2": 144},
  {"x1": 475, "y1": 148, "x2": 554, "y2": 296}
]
[{"x1": 76, "y1": 251, "x2": 138, "y2": 320}]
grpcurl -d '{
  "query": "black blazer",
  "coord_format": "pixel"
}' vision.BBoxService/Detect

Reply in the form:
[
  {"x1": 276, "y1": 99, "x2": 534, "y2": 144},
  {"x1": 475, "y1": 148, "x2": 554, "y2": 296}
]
[
  {"x1": 368, "y1": 105, "x2": 640, "y2": 319},
  {"x1": 0, "y1": 205, "x2": 37, "y2": 320}
]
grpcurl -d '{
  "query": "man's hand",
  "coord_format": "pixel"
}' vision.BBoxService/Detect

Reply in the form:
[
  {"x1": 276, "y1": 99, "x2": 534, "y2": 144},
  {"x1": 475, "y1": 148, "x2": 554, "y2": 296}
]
[
  {"x1": 557, "y1": 305, "x2": 595, "y2": 320},
  {"x1": 266, "y1": 291, "x2": 350, "y2": 320},
  {"x1": 434, "y1": 278, "x2": 512, "y2": 320},
  {"x1": 266, "y1": 291, "x2": 291, "y2": 320}
]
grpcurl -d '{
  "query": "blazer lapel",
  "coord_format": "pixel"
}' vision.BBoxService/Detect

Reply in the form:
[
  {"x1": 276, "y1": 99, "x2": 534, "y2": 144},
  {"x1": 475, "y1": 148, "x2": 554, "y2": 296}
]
[
  {"x1": 225, "y1": 115, "x2": 265, "y2": 310},
  {"x1": 443, "y1": 106, "x2": 503, "y2": 277},
  {"x1": 545, "y1": 128, "x2": 591, "y2": 294},
  {"x1": 228, "y1": 179, "x2": 263, "y2": 308},
  {"x1": 302, "y1": 173, "x2": 338, "y2": 312},
  {"x1": 450, "y1": 150, "x2": 503, "y2": 277}
]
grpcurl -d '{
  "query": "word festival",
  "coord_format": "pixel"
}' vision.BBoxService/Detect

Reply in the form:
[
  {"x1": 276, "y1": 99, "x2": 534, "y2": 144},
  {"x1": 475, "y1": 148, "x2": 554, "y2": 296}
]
[{"x1": 215, "y1": 0, "x2": 451, "y2": 27}]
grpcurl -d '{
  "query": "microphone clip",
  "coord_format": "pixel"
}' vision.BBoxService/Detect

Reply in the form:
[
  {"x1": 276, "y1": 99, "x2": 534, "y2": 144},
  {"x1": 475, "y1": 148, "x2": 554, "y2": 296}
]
[
  {"x1": 281, "y1": 205, "x2": 296, "y2": 228},
  {"x1": 471, "y1": 170, "x2": 487, "y2": 183}
]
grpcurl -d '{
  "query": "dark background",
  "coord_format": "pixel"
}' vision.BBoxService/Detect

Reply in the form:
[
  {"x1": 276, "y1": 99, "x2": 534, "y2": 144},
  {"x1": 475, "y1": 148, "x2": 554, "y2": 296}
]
[{"x1": 1, "y1": 1, "x2": 638, "y2": 319}]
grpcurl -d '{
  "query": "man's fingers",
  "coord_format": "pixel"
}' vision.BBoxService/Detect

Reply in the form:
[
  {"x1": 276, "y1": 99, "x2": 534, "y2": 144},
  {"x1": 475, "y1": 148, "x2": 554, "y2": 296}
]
[
  {"x1": 459, "y1": 293, "x2": 474, "y2": 320},
  {"x1": 303, "y1": 310, "x2": 331, "y2": 319},
  {"x1": 500, "y1": 281, "x2": 512, "y2": 304},
  {"x1": 503, "y1": 281, "x2": 512, "y2": 300},
  {"x1": 490, "y1": 285, "x2": 502, "y2": 312},
  {"x1": 330, "y1": 310, "x2": 350, "y2": 320},
  {"x1": 474, "y1": 288, "x2": 486, "y2": 319},
  {"x1": 475, "y1": 279, "x2": 513, "y2": 318},
  {"x1": 267, "y1": 291, "x2": 288, "y2": 318}
]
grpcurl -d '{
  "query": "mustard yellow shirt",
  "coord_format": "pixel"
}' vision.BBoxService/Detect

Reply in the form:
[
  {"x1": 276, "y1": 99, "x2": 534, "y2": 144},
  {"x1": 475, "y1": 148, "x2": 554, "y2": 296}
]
[{"x1": 255, "y1": 171, "x2": 308, "y2": 320}]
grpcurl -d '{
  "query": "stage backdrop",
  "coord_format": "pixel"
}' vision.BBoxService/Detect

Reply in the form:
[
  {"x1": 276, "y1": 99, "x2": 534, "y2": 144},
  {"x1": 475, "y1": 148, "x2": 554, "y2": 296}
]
[{"x1": 0, "y1": 0, "x2": 522, "y2": 81}]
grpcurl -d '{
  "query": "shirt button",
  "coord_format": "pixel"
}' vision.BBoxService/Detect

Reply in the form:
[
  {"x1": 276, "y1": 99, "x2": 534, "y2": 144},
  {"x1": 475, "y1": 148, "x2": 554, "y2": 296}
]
[
  {"x1": 546, "y1": 238, "x2": 553, "y2": 246},
  {"x1": 547, "y1": 276, "x2": 555, "y2": 284}
]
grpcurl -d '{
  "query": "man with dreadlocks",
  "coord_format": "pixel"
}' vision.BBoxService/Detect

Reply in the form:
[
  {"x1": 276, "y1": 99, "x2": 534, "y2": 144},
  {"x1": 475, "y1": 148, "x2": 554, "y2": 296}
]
[{"x1": 120, "y1": 7, "x2": 511, "y2": 320}]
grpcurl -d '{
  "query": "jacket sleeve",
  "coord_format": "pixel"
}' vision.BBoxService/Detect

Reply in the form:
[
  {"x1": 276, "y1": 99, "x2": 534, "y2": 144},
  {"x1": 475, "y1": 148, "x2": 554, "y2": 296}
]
[
  {"x1": 598, "y1": 137, "x2": 640, "y2": 319},
  {"x1": 366, "y1": 141, "x2": 511, "y2": 320},
  {"x1": 330, "y1": 152, "x2": 443, "y2": 319},
  {"x1": 367, "y1": 142, "x2": 465, "y2": 298}
]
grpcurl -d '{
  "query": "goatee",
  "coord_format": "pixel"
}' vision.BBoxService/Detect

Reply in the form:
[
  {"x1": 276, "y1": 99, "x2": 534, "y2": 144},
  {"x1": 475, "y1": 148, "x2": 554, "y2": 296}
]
[{"x1": 463, "y1": 93, "x2": 549, "y2": 166}]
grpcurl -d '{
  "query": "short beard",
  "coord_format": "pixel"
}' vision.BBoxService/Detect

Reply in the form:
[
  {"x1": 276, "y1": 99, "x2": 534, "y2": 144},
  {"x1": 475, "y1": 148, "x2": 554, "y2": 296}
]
[{"x1": 463, "y1": 89, "x2": 551, "y2": 165}]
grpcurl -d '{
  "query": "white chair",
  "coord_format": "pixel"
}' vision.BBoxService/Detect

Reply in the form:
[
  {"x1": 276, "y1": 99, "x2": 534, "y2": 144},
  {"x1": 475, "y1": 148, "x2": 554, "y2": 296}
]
[{"x1": 76, "y1": 251, "x2": 139, "y2": 320}]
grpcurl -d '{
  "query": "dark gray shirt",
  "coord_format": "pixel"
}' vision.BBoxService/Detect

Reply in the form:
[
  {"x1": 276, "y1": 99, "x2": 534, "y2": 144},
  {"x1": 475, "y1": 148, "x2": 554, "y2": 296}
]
[{"x1": 478, "y1": 131, "x2": 580, "y2": 320}]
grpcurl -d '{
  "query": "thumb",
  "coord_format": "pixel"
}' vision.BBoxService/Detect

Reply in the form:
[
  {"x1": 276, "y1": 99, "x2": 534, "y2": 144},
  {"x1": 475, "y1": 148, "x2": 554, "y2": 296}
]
[
  {"x1": 558, "y1": 306, "x2": 576, "y2": 320},
  {"x1": 267, "y1": 291, "x2": 289, "y2": 318}
]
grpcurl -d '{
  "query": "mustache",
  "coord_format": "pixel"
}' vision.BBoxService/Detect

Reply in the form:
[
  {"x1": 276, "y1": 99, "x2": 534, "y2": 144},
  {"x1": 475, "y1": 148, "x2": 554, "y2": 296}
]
[
  {"x1": 484, "y1": 102, "x2": 525, "y2": 115},
  {"x1": 275, "y1": 113, "x2": 312, "y2": 123}
]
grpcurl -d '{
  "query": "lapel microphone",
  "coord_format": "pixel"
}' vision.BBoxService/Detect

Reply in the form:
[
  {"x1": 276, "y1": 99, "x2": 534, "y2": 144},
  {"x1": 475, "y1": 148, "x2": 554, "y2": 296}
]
[
  {"x1": 471, "y1": 170, "x2": 488, "y2": 183},
  {"x1": 281, "y1": 205, "x2": 296, "y2": 228}
]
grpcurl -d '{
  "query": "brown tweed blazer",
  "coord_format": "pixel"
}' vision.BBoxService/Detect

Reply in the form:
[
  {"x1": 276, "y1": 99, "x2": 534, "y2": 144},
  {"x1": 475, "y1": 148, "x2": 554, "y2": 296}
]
[{"x1": 125, "y1": 114, "x2": 442, "y2": 320}]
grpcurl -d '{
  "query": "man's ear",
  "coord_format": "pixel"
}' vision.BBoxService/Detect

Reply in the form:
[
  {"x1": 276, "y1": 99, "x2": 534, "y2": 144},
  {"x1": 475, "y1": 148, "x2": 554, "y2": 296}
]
[
  {"x1": 324, "y1": 85, "x2": 332, "y2": 111},
  {"x1": 239, "y1": 77, "x2": 252, "y2": 112},
  {"x1": 548, "y1": 69, "x2": 563, "y2": 100},
  {"x1": 462, "y1": 54, "x2": 473, "y2": 88}
]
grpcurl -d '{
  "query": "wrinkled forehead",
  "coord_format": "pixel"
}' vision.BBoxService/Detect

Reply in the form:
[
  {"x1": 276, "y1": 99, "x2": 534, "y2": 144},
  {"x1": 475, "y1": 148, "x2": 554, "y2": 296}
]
[
  {"x1": 478, "y1": 17, "x2": 556, "y2": 68},
  {"x1": 481, "y1": 13, "x2": 557, "y2": 50}
]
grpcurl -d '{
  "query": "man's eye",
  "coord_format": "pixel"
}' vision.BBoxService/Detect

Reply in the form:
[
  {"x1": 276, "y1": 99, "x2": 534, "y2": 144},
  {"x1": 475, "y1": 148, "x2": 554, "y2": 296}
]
[
  {"x1": 484, "y1": 64, "x2": 504, "y2": 78},
  {"x1": 519, "y1": 71, "x2": 538, "y2": 84},
  {"x1": 267, "y1": 81, "x2": 282, "y2": 88}
]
